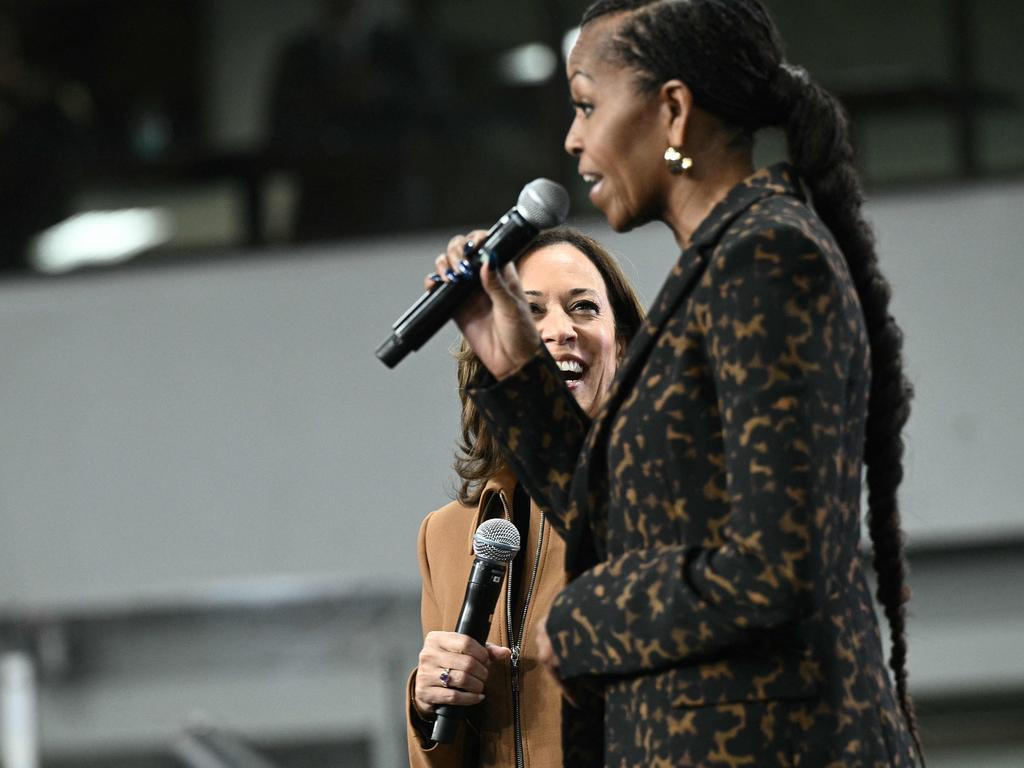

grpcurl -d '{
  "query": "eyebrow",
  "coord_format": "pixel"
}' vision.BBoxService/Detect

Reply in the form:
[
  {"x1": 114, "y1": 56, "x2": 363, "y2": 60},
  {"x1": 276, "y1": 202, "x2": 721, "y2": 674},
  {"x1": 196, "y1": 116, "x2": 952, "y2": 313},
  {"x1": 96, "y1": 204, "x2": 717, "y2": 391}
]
[
  {"x1": 524, "y1": 288, "x2": 599, "y2": 298},
  {"x1": 568, "y1": 71, "x2": 594, "y2": 84}
]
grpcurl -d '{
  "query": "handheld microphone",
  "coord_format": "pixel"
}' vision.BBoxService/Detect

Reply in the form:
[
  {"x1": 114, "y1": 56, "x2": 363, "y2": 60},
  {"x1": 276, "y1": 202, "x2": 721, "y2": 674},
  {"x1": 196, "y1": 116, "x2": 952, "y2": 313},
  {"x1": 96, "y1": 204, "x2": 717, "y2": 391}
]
[
  {"x1": 431, "y1": 517, "x2": 521, "y2": 744},
  {"x1": 376, "y1": 178, "x2": 569, "y2": 368}
]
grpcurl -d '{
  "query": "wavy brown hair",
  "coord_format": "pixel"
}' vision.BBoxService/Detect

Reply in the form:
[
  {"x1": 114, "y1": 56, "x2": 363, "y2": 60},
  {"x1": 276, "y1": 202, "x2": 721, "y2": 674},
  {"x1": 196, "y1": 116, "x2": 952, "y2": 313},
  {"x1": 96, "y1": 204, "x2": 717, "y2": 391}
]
[{"x1": 453, "y1": 227, "x2": 645, "y2": 506}]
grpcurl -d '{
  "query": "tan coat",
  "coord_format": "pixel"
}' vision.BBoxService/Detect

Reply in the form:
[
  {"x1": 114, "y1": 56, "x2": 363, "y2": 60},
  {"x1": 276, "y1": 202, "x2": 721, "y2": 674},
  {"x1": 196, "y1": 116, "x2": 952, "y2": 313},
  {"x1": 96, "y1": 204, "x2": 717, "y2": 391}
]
[{"x1": 406, "y1": 468, "x2": 566, "y2": 768}]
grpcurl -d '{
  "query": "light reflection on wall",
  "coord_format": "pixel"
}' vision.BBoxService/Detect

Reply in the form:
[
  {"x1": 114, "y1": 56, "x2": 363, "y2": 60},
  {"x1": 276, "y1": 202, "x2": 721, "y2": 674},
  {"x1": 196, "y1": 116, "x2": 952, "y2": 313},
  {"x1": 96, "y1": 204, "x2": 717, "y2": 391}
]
[{"x1": 29, "y1": 209, "x2": 174, "y2": 275}]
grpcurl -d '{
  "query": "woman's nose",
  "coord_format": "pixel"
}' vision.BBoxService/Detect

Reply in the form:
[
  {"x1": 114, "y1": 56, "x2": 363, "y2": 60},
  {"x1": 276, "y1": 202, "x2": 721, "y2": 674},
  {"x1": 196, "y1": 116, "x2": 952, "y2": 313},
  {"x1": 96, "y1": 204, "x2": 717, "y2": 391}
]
[
  {"x1": 564, "y1": 118, "x2": 582, "y2": 157},
  {"x1": 540, "y1": 310, "x2": 577, "y2": 344}
]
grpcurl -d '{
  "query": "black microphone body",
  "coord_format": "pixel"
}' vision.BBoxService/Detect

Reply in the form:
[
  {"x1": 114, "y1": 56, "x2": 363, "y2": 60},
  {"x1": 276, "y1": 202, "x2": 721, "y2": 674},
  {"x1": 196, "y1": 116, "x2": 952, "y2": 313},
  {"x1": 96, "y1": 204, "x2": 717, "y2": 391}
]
[
  {"x1": 431, "y1": 520, "x2": 520, "y2": 744},
  {"x1": 450, "y1": 556, "x2": 508, "y2": 641},
  {"x1": 430, "y1": 558, "x2": 507, "y2": 744},
  {"x1": 376, "y1": 179, "x2": 569, "y2": 368}
]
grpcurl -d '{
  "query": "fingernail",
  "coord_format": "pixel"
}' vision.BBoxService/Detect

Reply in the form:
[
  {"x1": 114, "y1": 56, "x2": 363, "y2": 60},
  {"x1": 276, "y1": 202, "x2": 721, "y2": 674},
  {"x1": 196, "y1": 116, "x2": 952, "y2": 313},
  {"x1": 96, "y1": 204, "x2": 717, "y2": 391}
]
[
  {"x1": 479, "y1": 250, "x2": 491, "y2": 266},
  {"x1": 463, "y1": 240, "x2": 475, "y2": 254},
  {"x1": 445, "y1": 268, "x2": 458, "y2": 282},
  {"x1": 458, "y1": 259, "x2": 473, "y2": 276},
  {"x1": 429, "y1": 272, "x2": 443, "y2": 283}
]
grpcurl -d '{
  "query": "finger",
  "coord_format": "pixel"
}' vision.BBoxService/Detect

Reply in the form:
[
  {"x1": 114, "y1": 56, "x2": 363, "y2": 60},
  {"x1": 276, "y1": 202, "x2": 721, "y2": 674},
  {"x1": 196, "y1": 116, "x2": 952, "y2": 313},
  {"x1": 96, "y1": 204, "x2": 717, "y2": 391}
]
[
  {"x1": 419, "y1": 687, "x2": 486, "y2": 709},
  {"x1": 433, "y1": 252, "x2": 466, "y2": 284},
  {"x1": 416, "y1": 668, "x2": 481, "y2": 712},
  {"x1": 438, "y1": 665, "x2": 486, "y2": 694},
  {"x1": 485, "y1": 643, "x2": 513, "y2": 663},
  {"x1": 479, "y1": 256, "x2": 526, "y2": 313},
  {"x1": 446, "y1": 229, "x2": 490, "y2": 261},
  {"x1": 420, "y1": 640, "x2": 492, "y2": 684},
  {"x1": 441, "y1": 230, "x2": 490, "y2": 283},
  {"x1": 423, "y1": 272, "x2": 444, "y2": 291},
  {"x1": 439, "y1": 652, "x2": 490, "y2": 685},
  {"x1": 414, "y1": 662, "x2": 487, "y2": 702},
  {"x1": 422, "y1": 631, "x2": 483, "y2": 662},
  {"x1": 534, "y1": 617, "x2": 559, "y2": 669},
  {"x1": 436, "y1": 633, "x2": 491, "y2": 666}
]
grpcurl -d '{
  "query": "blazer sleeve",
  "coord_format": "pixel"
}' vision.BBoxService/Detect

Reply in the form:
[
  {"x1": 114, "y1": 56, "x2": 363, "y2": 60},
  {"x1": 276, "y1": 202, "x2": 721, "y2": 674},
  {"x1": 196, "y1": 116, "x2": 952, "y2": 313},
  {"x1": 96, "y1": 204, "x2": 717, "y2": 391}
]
[
  {"x1": 407, "y1": 512, "x2": 466, "y2": 768},
  {"x1": 469, "y1": 343, "x2": 591, "y2": 537},
  {"x1": 546, "y1": 224, "x2": 855, "y2": 679}
]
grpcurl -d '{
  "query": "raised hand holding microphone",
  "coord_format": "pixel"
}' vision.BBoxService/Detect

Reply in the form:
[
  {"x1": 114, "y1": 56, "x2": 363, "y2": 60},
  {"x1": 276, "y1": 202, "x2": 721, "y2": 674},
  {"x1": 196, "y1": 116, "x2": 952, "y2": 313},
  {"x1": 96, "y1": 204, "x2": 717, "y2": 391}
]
[
  {"x1": 376, "y1": 178, "x2": 568, "y2": 369},
  {"x1": 435, "y1": 230, "x2": 547, "y2": 382}
]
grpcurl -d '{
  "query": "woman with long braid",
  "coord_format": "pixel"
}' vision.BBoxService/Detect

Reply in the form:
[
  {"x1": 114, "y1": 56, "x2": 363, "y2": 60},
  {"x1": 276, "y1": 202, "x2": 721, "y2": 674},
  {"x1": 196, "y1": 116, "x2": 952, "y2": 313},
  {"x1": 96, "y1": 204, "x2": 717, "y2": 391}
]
[{"x1": 429, "y1": 0, "x2": 922, "y2": 764}]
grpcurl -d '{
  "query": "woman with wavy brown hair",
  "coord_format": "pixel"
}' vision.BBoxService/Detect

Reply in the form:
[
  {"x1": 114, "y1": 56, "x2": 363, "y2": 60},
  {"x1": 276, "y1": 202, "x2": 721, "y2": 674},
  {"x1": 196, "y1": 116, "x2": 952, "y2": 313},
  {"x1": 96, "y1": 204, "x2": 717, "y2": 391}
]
[{"x1": 406, "y1": 227, "x2": 644, "y2": 768}]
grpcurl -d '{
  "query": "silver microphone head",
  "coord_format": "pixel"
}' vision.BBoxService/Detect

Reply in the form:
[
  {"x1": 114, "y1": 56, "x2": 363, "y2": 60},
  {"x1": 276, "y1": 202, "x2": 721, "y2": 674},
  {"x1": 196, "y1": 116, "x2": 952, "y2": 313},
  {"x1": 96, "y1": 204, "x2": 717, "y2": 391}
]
[
  {"x1": 472, "y1": 518, "x2": 520, "y2": 564},
  {"x1": 516, "y1": 178, "x2": 570, "y2": 230}
]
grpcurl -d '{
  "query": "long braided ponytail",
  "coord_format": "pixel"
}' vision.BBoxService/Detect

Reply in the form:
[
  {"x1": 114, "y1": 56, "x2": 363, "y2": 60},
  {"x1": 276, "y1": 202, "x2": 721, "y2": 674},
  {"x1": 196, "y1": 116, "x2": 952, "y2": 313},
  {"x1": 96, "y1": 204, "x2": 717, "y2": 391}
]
[
  {"x1": 581, "y1": 0, "x2": 924, "y2": 761},
  {"x1": 777, "y1": 67, "x2": 924, "y2": 764}
]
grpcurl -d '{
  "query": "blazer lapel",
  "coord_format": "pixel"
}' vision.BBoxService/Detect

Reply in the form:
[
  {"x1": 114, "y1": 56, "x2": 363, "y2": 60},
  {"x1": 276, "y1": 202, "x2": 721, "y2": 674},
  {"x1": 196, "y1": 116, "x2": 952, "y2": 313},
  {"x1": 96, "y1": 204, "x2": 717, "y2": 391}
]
[
  {"x1": 600, "y1": 163, "x2": 802, "y2": 418},
  {"x1": 561, "y1": 250, "x2": 707, "y2": 571},
  {"x1": 611, "y1": 250, "x2": 708, "y2": 400},
  {"x1": 563, "y1": 163, "x2": 805, "y2": 570}
]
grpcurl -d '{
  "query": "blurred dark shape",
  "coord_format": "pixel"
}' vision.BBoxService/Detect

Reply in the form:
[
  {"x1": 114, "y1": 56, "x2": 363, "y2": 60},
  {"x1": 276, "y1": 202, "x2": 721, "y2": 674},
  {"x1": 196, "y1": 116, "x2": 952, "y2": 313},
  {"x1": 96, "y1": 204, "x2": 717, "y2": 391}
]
[
  {"x1": 0, "y1": 10, "x2": 92, "y2": 273},
  {"x1": 267, "y1": 0, "x2": 453, "y2": 241}
]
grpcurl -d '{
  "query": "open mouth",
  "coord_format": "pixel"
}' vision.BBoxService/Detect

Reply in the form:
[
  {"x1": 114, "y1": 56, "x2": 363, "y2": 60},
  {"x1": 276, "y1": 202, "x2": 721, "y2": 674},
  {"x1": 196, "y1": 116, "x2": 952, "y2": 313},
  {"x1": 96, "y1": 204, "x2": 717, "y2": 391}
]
[
  {"x1": 581, "y1": 172, "x2": 604, "y2": 199},
  {"x1": 556, "y1": 359, "x2": 585, "y2": 390}
]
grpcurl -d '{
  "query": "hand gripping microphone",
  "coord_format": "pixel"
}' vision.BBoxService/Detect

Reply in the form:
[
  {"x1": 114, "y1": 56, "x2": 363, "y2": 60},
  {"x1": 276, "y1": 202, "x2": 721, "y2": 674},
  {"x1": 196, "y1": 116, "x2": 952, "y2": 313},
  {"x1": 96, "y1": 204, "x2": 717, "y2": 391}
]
[
  {"x1": 375, "y1": 178, "x2": 570, "y2": 368},
  {"x1": 431, "y1": 517, "x2": 521, "y2": 744}
]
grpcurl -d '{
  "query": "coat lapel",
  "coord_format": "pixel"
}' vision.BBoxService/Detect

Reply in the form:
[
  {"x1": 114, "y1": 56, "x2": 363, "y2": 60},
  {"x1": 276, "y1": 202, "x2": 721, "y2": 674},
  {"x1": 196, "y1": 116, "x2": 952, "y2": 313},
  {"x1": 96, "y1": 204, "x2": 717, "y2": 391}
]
[
  {"x1": 563, "y1": 164, "x2": 805, "y2": 571},
  {"x1": 598, "y1": 163, "x2": 805, "y2": 424}
]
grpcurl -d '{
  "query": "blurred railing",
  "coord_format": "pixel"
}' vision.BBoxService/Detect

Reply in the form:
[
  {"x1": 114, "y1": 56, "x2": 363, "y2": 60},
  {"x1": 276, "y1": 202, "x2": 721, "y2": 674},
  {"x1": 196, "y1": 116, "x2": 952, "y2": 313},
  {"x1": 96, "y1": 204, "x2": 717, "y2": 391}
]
[
  {"x1": 3, "y1": 539, "x2": 1024, "y2": 766},
  {"x1": 0, "y1": 581, "x2": 421, "y2": 768}
]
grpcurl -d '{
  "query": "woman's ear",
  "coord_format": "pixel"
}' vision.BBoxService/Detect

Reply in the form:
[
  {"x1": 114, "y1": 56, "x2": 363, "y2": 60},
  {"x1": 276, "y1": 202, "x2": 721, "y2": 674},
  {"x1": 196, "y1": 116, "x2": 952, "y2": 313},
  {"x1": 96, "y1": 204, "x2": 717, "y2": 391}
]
[
  {"x1": 616, "y1": 334, "x2": 628, "y2": 362},
  {"x1": 660, "y1": 79, "x2": 693, "y2": 150}
]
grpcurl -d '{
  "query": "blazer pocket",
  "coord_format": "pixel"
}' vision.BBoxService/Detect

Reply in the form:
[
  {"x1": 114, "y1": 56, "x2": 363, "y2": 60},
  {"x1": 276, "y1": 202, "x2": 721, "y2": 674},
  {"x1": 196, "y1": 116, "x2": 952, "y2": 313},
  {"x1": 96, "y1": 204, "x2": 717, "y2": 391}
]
[{"x1": 669, "y1": 651, "x2": 820, "y2": 708}]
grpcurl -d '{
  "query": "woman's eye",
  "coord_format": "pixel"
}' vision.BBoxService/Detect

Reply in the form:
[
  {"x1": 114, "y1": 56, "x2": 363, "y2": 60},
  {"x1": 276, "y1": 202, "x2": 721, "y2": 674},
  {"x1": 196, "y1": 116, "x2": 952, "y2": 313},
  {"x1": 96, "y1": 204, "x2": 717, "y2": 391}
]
[
  {"x1": 571, "y1": 300, "x2": 599, "y2": 314},
  {"x1": 528, "y1": 302, "x2": 544, "y2": 316},
  {"x1": 572, "y1": 100, "x2": 594, "y2": 118}
]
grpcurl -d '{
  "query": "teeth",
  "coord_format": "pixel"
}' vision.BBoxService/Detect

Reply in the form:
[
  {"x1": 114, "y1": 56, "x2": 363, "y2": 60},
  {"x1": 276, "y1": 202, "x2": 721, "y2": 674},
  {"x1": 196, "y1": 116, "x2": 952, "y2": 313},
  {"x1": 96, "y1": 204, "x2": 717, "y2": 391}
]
[
  {"x1": 556, "y1": 360, "x2": 583, "y2": 374},
  {"x1": 582, "y1": 174, "x2": 599, "y2": 184}
]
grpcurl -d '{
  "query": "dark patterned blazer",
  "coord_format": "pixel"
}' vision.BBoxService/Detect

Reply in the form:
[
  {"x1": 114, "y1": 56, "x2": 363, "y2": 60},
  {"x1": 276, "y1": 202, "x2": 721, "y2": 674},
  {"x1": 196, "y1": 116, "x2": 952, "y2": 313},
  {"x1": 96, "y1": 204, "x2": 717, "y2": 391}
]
[{"x1": 471, "y1": 164, "x2": 918, "y2": 767}]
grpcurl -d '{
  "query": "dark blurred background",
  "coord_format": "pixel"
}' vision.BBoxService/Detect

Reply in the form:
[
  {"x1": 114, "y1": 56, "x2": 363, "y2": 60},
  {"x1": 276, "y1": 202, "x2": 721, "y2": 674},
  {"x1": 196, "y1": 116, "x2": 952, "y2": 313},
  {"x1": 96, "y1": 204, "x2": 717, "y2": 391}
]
[
  {"x1": 0, "y1": 1, "x2": 1022, "y2": 767},
  {"x1": 0, "y1": 0, "x2": 1020, "y2": 273}
]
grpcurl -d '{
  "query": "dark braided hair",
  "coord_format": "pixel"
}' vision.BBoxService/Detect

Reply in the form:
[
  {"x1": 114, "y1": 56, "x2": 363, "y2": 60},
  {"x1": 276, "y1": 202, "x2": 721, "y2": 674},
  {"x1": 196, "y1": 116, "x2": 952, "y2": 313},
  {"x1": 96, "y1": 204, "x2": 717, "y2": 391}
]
[{"x1": 581, "y1": 0, "x2": 923, "y2": 761}]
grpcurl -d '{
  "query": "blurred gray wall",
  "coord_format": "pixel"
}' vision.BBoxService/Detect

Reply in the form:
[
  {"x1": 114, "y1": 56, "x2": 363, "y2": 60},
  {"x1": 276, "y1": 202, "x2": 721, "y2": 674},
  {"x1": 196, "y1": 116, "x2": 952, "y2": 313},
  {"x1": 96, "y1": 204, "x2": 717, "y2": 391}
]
[
  {"x1": 1, "y1": 179, "x2": 1023, "y2": 766},
  {"x1": 2, "y1": 181, "x2": 1023, "y2": 607}
]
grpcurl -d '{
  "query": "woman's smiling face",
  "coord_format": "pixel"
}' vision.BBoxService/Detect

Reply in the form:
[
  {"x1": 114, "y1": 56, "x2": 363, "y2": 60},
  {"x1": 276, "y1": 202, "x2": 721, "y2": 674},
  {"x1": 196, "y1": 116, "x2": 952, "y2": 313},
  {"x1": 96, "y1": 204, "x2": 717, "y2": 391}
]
[{"x1": 518, "y1": 243, "x2": 622, "y2": 417}]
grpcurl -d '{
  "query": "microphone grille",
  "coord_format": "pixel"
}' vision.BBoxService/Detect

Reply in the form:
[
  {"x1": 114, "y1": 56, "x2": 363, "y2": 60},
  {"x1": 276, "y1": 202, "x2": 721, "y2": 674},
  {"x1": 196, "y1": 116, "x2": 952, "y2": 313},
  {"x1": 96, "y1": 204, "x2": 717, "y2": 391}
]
[
  {"x1": 472, "y1": 518, "x2": 520, "y2": 563},
  {"x1": 517, "y1": 178, "x2": 570, "y2": 230}
]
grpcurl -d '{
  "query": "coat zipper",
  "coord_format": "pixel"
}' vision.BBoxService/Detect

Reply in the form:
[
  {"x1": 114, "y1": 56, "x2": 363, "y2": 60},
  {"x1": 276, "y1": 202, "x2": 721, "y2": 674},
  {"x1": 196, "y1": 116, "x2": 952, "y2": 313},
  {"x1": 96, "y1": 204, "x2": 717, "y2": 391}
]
[{"x1": 498, "y1": 491, "x2": 546, "y2": 768}]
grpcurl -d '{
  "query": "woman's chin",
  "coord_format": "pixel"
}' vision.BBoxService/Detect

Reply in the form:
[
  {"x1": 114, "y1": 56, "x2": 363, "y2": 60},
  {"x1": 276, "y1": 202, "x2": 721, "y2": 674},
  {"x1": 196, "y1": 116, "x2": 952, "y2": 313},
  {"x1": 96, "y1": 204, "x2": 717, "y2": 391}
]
[
  {"x1": 569, "y1": 383, "x2": 600, "y2": 416},
  {"x1": 601, "y1": 202, "x2": 640, "y2": 233}
]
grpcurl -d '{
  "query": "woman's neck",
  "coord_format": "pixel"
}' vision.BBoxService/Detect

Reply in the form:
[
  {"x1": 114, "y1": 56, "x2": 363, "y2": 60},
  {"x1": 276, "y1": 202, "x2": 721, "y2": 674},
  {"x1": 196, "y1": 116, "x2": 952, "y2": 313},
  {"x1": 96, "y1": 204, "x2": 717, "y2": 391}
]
[{"x1": 663, "y1": 150, "x2": 755, "y2": 249}]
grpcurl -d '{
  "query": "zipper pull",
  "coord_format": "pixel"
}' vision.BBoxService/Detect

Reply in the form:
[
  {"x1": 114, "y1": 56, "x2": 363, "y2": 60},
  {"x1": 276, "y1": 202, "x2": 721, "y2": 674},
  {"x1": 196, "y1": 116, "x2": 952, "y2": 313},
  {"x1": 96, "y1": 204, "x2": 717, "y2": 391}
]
[{"x1": 510, "y1": 645, "x2": 521, "y2": 691}]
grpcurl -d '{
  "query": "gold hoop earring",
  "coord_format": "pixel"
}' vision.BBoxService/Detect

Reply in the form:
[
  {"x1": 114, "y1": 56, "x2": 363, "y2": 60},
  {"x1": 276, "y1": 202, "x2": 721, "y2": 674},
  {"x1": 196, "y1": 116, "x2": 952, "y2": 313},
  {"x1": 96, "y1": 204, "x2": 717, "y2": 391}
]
[{"x1": 664, "y1": 146, "x2": 693, "y2": 174}]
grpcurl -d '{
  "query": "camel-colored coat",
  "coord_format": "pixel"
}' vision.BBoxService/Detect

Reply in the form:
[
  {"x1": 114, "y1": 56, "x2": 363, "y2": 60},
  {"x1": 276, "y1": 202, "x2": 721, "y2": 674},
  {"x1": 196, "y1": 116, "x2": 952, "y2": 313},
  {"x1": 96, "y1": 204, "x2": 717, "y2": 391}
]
[{"x1": 406, "y1": 469, "x2": 567, "y2": 768}]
